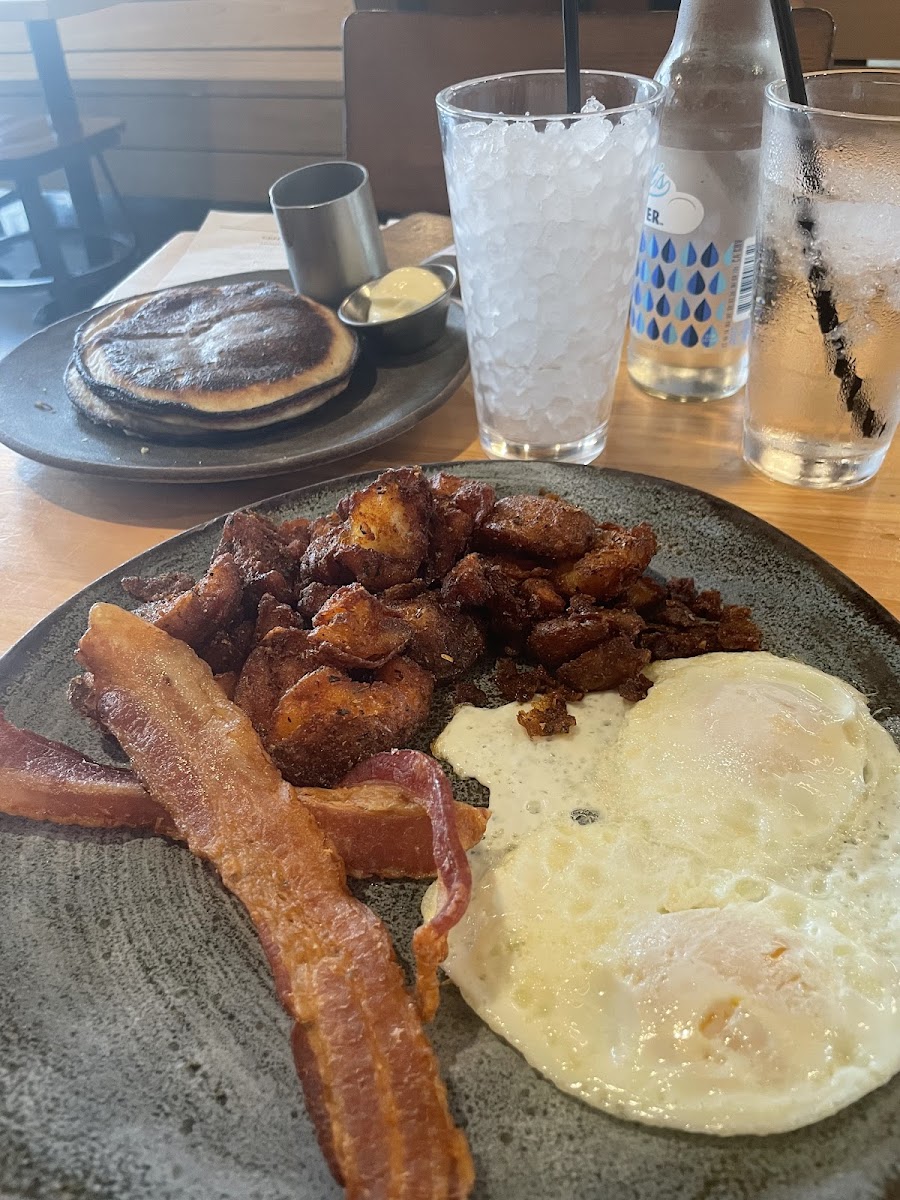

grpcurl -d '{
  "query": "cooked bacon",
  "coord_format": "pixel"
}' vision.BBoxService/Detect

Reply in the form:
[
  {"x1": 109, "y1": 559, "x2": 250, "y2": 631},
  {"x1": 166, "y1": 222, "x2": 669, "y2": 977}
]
[
  {"x1": 342, "y1": 750, "x2": 474, "y2": 1024},
  {"x1": 305, "y1": 782, "x2": 488, "y2": 881},
  {"x1": 75, "y1": 605, "x2": 474, "y2": 1199},
  {"x1": 0, "y1": 711, "x2": 172, "y2": 834},
  {"x1": 0, "y1": 714, "x2": 486, "y2": 880}
]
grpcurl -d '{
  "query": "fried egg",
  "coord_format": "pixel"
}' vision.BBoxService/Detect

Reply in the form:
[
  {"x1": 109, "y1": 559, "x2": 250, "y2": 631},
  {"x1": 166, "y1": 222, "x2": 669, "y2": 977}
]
[{"x1": 425, "y1": 652, "x2": 900, "y2": 1135}]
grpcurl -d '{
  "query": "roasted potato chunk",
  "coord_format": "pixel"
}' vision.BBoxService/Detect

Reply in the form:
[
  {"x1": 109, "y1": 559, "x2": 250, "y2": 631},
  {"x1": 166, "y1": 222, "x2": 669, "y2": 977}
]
[
  {"x1": 120, "y1": 570, "x2": 195, "y2": 603},
  {"x1": 216, "y1": 510, "x2": 299, "y2": 603},
  {"x1": 554, "y1": 523, "x2": 658, "y2": 600},
  {"x1": 442, "y1": 553, "x2": 565, "y2": 650},
  {"x1": 254, "y1": 593, "x2": 300, "y2": 641},
  {"x1": 473, "y1": 495, "x2": 596, "y2": 560},
  {"x1": 517, "y1": 693, "x2": 576, "y2": 738},
  {"x1": 427, "y1": 473, "x2": 496, "y2": 578},
  {"x1": 526, "y1": 608, "x2": 645, "y2": 669},
  {"x1": 385, "y1": 593, "x2": 485, "y2": 680},
  {"x1": 296, "y1": 581, "x2": 339, "y2": 621},
  {"x1": 268, "y1": 657, "x2": 434, "y2": 786},
  {"x1": 556, "y1": 635, "x2": 652, "y2": 694},
  {"x1": 302, "y1": 467, "x2": 433, "y2": 591},
  {"x1": 233, "y1": 626, "x2": 319, "y2": 737},
  {"x1": 309, "y1": 583, "x2": 411, "y2": 669},
  {"x1": 202, "y1": 618, "x2": 254, "y2": 676},
  {"x1": 136, "y1": 553, "x2": 243, "y2": 650}
]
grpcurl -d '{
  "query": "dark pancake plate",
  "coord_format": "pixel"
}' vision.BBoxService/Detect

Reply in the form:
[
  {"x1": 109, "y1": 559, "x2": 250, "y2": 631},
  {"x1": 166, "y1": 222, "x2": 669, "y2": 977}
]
[
  {"x1": 0, "y1": 271, "x2": 469, "y2": 483},
  {"x1": 1, "y1": 462, "x2": 899, "y2": 1199}
]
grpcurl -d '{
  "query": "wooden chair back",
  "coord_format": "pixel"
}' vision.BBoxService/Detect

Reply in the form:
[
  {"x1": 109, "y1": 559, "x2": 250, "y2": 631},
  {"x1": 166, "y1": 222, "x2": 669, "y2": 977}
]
[{"x1": 344, "y1": 8, "x2": 835, "y2": 215}]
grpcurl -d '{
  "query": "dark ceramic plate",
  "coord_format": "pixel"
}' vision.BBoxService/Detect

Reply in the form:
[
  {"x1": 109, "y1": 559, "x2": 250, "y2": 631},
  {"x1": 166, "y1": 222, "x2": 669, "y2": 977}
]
[
  {"x1": 1, "y1": 462, "x2": 899, "y2": 1200},
  {"x1": 0, "y1": 271, "x2": 469, "y2": 483}
]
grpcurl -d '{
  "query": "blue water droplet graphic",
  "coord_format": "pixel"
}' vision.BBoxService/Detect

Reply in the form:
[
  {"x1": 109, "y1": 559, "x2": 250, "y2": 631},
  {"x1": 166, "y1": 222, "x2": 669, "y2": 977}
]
[
  {"x1": 677, "y1": 298, "x2": 691, "y2": 321},
  {"x1": 644, "y1": 290, "x2": 654, "y2": 312},
  {"x1": 682, "y1": 242, "x2": 698, "y2": 267},
  {"x1": 702, "y1": 327, "x2": 719, "y2": 347},
  {"x1": 681, "y1": 325, "x2": 699, "y2": 347},
  {"x1": 701, "y1": 243, "x2": 719, "y2": 268},
  {"x1": 635, "y1": 312, "x2": 645, "y2": 335},
  {"x1": 649, "y1": 235, "x2": 660, "y2": 259},
  {"x1": 639, "y1": 230, "x2": 647, "y2": 254},
  {"x1": 633, "y1": 283, "x2": 642, "y2": 306},
  {"x1": 662, "y1": 323, "x2": 679, "y2": 345},
  {"x1": 708, "y1": 272, "x2": 726, "y2": 296},
  {"x1": 667, "y1": 269, "x2": 683, "y2": 292},
  {"x1": 639, "y1": 260, "x2": 649, "y2": 283},
  {"x1": 723, "y1": 245, "x2": 734, "y2": 266},
  {"x1": 651, "y1": 265, "x2": 666, "y2": 288},
  {"x1": 687, "y1": 271, "x2": 705, "y2": 296},
  {"x1": 647, "y1": 318, "x2": 660, "y2": 341},
  {"x1": 716, "y1": 301, "x2": 726, "y2": 322},
  {"x1": 656, "y1": 294, "x2": 671, "y2": 317},
  {"x1": 694, "y1": 299, "x2": 711, "y2": 321},
  {"x1": 661, "y1": 239, "x2": 676, "y2": 264}
]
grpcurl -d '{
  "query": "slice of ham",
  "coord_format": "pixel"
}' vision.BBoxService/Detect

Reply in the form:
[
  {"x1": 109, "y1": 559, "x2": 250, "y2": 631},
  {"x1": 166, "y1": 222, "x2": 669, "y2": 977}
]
[
  {"x1": 76, "y1": 604, "x2": 474, "y2": 1199},
  {"x1": 0, "y1": 712, "x2": 488, "y2": 880},
  {"x1": 342, "y1": 751, "x2": 474, "y2": 1023}
]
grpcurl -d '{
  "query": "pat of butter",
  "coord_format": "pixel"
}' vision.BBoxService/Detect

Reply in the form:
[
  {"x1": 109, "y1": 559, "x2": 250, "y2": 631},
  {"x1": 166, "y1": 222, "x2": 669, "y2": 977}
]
[{"x1": 365, "y1": 267, "x2": 446, "y2": 323}]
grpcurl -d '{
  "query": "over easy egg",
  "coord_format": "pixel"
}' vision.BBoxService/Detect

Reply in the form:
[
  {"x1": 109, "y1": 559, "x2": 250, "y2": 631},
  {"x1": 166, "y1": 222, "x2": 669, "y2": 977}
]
[{"x1": 425, "y1": 652, "x2": 900, "y2": 1136}]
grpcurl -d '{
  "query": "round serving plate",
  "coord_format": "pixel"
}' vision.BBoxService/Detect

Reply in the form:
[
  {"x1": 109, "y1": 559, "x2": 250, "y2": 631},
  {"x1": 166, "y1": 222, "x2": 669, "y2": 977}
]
[
  {"x1": 1, "y1": 461, "x2": 899, "y2": 1200},
  {"x1": 0, "y1": 271, "x2": 469, "y2": 483}
]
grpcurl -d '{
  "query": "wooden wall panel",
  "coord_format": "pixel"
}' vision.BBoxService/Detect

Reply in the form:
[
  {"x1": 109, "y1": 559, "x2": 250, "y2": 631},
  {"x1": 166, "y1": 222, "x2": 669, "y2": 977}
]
[
  {"x1": 103, "y1": 147, "x2": 325, "y2": 203},
  {"x1": 0, "y1": 93, "x2": 344, "y2": 154},
  {"x1": 1, "y1": 0, "x2": 352, "y2": 54},
  {"x1": 0, "y1": 0, "x2": 346, "y2": 199},
  {"x1": 0, "y1": 48, "x2": 343, "y2": 85}
]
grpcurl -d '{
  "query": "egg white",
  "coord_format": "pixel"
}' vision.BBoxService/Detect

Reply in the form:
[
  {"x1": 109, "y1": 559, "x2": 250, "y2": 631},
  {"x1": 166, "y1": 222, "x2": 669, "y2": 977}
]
[{"x1": 427, "y1": 652, "x2": 900, "y2": 1135}]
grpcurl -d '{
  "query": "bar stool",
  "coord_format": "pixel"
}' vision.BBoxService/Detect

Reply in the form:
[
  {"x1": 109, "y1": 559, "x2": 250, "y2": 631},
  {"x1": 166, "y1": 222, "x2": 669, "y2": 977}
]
[{"x1": 0, "y1": 7, "x2": 137, "y2": 319}]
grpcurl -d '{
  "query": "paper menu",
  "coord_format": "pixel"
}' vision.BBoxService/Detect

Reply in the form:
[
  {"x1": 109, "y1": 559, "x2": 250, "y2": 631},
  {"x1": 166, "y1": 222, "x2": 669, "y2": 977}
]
[{"x1": 156, "y1": 210, "x2": 289, "y2": 289}]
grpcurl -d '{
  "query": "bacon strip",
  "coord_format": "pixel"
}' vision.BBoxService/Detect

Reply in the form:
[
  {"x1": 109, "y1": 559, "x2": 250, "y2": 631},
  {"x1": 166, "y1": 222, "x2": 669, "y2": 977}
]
[
  {"x1": 342, "y1": 750, "x2": 474, "y2": 1023},
  {"x1": 76, "y1": 604, "x2": 474, "y2": 1200},
  {"x1": 0, "y1": 711, "x2": 173, "y2": 834},
  {"x1": 304, "y1": 782, "x2": 488, "y2": 881},
  {"x1": 0, "y1": 713, "x2": 487, "y2": 879}
]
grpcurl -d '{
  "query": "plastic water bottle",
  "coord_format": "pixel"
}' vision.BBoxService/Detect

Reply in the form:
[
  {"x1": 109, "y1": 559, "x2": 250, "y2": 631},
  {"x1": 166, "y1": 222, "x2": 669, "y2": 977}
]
[{"x1": 627, "y1": 0, "x2": 783, "y2": 402}]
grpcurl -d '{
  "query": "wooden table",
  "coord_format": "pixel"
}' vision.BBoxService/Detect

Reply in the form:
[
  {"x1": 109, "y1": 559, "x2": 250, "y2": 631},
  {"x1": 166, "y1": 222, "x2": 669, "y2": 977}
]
[{"x1": 1, "y1": 212, "x2": 898, "y2": 655}]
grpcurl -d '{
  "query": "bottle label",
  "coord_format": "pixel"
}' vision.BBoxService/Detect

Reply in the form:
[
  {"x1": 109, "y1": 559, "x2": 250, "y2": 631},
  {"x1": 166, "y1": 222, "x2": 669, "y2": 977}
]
[{"x1": 630, "y1": 147, "x2": 760, "y2": 352}]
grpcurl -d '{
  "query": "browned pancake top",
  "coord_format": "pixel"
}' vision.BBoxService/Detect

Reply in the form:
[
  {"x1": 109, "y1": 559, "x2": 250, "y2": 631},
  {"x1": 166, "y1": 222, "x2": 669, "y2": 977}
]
[{"x1": 87, "y1": 282, "x2": 338, "y2": 394}]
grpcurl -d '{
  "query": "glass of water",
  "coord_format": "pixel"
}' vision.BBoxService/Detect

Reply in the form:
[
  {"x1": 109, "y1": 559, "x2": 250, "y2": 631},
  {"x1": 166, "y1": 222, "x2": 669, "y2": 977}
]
[
  {"x1": 437, "y1": 71, "x2": 662, "y2": 463},
  {"x1": 744, "y1": 70, "x2": 900, "y2": 488}
]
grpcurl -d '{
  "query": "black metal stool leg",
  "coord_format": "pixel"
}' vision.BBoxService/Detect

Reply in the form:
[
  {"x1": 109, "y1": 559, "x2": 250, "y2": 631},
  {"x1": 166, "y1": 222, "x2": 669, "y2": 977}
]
[
  {"x1": 26, "y1": 19, "x2": 107, "y2": 268},
  {"x1": 16, "y1": 173, "x2": 74, "y2": 312},
  {"x1": 96, "y1": 152, "x2": 138, "y2": 257}
]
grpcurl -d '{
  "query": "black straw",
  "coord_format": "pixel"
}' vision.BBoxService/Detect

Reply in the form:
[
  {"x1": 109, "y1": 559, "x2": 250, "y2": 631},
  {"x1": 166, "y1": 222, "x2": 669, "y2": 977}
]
[
  {"x1": 768, "y1": 0, "x2": 882, "y2": 437},
  {"x1": 563, "y1": 0, "x2": 581, "y2": 115},
  {"x1": 769, "y1": 0, "x2": 808, "y2": 105}
]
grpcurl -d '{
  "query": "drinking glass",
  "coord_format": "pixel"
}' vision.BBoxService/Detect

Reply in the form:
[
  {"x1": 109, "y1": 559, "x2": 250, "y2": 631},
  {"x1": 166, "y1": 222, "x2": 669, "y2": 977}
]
[
  {"x1": 744, "y1": 70, "x2": 900, "y2": 488},
  {"x1": 437, "y1": 70, "x2": 662, "y2": 463}
]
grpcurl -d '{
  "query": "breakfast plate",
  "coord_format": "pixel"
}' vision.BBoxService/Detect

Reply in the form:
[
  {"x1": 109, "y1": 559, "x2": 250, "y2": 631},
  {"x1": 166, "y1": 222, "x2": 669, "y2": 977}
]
[
  {"x1": 1, "y1": 461, "x2": 899, "y2": 1200},
  {"x1": 0, "y1": 271, "x2": 469, "y2": 483}
]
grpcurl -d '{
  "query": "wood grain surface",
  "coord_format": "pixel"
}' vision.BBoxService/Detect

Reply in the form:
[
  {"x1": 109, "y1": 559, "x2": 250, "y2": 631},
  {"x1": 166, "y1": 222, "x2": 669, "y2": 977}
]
[{"x1": 1, "y1": 214, "x2": 898, "y2": 656}]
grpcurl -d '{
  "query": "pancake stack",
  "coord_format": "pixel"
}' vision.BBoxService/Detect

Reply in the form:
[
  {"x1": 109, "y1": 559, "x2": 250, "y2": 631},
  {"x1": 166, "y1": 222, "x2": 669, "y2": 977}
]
[{"x1": 65, "y1": 281, "x2": 359, "y2": 439}]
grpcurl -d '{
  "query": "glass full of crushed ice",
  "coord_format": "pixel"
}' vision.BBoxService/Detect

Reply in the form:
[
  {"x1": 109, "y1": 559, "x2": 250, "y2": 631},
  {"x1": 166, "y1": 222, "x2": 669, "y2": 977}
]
[{"x1": 437, "y1": 70, "x2": 662, "y2": 462}]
